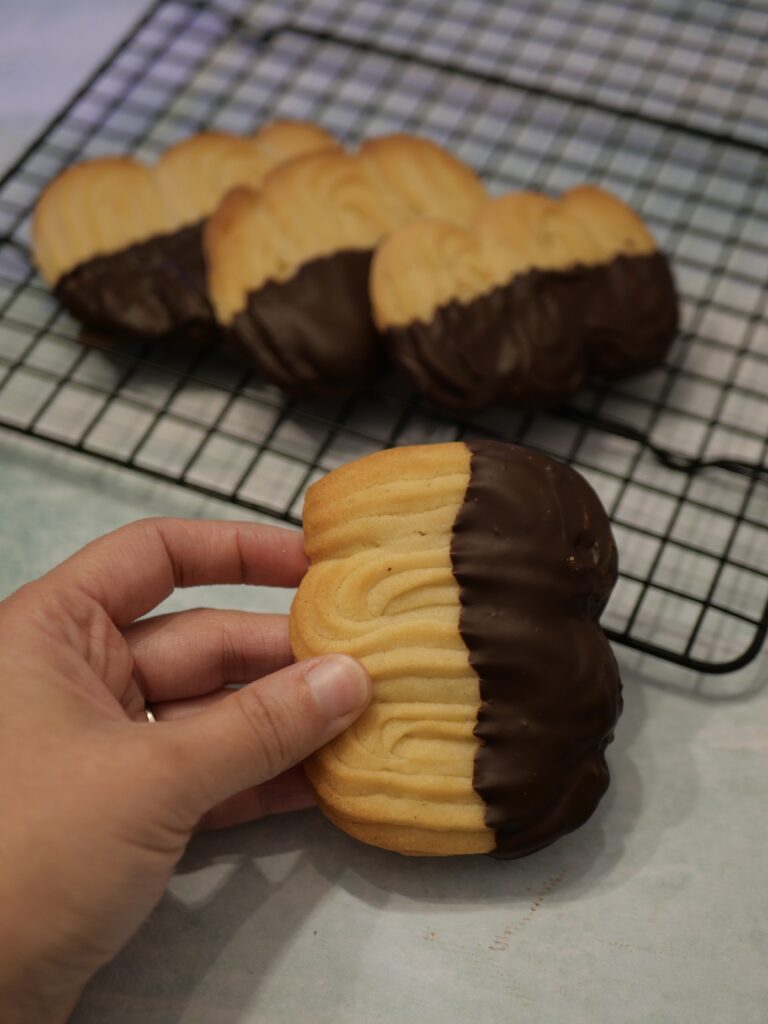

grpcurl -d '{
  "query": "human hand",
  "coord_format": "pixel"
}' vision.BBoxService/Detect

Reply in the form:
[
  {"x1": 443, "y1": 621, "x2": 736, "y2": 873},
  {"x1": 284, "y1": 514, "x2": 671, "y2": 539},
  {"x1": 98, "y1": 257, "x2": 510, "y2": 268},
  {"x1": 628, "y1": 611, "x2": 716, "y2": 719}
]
[{"x1": 0, "y1": 518, "x2": 372, "y2": 1023}]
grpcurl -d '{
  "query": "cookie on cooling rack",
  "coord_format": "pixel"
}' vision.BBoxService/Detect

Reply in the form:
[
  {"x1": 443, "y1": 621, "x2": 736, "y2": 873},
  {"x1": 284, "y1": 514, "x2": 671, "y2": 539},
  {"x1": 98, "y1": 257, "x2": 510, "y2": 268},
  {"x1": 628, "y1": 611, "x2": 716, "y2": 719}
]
[
  {"x1": 31, "y1": 121, "x2": 338, "y2": 341},
  {"x1": 204, "y1": 135, "x2": 486, "y2": 395},
  {"x1": 290, "y1": 441, "x2": 622, "y2": 858},
  {"x1": 371, "y1": 186, "x2": 678, "y2": 413}
]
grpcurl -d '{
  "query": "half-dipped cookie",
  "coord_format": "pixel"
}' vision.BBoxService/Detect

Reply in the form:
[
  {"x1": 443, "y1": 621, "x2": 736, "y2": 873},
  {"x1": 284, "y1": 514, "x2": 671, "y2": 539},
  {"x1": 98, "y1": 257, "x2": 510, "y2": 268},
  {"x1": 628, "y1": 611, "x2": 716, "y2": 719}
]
[
  {"x1": 32, "y1": 121, "x2": 338, "y2": 340},
  {"x1": 204, "y1": 136, "x2": 487, "y2": 395},
  {"x1": 371, "y1": 186, "x2": 678, "y2": 413},
  {"x1": 290, "y1": 441, "x2": 622, "y2": 858}
]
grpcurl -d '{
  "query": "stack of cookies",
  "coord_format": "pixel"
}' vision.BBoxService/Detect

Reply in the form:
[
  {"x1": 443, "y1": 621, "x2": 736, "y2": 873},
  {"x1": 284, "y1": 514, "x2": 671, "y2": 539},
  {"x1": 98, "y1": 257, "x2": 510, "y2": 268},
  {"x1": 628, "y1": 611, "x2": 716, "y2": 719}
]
[
  {"x1": 33, "y1": 120, "x2": 678, "y2": 411},
  {"x1": 33, "y1": 126, "x2": 632, "y2": 857}
]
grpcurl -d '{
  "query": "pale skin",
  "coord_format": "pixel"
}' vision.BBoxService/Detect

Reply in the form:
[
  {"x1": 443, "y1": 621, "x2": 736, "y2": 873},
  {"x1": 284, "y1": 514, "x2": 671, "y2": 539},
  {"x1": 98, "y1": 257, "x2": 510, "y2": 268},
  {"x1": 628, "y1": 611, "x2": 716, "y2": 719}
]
[{"x1": 0, "y1": 517, "x2": 372, "y2": 1023}]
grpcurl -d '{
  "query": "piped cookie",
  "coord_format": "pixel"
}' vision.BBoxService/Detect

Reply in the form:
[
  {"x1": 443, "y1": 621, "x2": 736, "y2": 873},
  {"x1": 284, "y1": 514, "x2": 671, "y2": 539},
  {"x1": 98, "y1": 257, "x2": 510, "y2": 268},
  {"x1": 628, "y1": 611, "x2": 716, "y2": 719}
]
[
  {"x1": 371, "y1": 186, "x2": 678, "y2": 412},
  {"x1": 290, "y1": 441, "x2": 622, "y2": 857},
  {"x1": 204, "y1": 135, "x2": 487, "y2": 396},
  {"x1": 32, "y1": 121, "x2": 338, "y2": 340}
]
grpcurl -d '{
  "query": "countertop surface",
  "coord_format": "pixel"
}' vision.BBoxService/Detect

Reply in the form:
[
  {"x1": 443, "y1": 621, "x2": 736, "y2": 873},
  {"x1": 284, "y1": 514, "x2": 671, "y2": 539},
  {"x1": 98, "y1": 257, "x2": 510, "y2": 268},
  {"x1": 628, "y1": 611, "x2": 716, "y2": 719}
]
[{"x1": 1, "y1": 3, "x2": 767, "y2": 1022}]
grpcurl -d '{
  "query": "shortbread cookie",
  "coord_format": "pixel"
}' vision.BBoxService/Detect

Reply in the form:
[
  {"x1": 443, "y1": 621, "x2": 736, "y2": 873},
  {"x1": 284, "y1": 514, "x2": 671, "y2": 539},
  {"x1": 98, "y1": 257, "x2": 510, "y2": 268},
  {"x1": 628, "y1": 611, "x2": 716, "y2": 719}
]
[
  {"x1": 32, "y1": 121, "x2": 338, "y2": 340},
  {"x1": 205, "y1": 136, "x2": 486, "y2": 395},
  {"x1": 371, "y1": 186, "x2": 678, "y2": 412},
  {"x1": 290, "y1": 441, "x2": 622, "y2": 857}
]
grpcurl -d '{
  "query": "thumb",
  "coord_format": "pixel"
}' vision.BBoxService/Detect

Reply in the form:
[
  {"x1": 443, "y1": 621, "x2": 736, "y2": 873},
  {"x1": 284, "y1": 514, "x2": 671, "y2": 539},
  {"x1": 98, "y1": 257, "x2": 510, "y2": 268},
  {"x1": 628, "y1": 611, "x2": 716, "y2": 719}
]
[{"x1": 156, "y1": 655, "x2": 372, "y2": 817}]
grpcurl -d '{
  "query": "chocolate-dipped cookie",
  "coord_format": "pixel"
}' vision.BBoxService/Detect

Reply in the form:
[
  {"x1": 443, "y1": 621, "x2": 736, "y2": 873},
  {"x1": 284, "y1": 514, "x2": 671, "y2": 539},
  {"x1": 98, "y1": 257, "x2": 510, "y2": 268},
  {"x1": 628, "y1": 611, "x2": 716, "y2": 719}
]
[
  {"x1": 204, "y1": 136, "x2": 486, "y2": 396},
  {"x1": 290, "y1": 441, "x2": 622, "y2": 858},
  {"x1": 32, "y1": 122, "x2": 338, "y2": 340},
  {"x1": 371, "y1": 186, "x2": 678, "y2": 413}
]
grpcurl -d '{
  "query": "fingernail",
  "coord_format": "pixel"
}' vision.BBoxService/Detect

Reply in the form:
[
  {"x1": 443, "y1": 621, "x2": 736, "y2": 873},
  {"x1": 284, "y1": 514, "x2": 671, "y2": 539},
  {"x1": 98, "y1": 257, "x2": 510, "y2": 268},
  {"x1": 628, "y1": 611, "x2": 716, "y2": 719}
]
[{"x1": 307, "y1": 655, "x2": 371, "y2": 720}]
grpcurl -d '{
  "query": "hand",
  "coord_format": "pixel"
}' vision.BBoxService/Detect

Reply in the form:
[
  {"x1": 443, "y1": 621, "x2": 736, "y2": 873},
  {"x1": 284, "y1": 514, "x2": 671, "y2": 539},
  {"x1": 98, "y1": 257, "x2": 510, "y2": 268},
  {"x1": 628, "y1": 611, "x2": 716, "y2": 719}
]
[{"x1": 0, "y1": 518, "x2": 371, "y2": 1023}]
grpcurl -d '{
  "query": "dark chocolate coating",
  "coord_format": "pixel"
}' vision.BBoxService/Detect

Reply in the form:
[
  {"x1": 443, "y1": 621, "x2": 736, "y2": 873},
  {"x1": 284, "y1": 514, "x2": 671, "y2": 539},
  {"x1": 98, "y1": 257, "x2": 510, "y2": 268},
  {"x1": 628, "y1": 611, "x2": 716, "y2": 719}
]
[
  {"x1": 387, "y1": 251, "x2": 678, "y2": 413},
  {"x1": 55, "y1": 222, "x2": 214, "y2": 341},
  {"x1": 230, "y1": 249, "x2": 381, "y2": 397},
  {"x1": 388, "y1": 269, "x2": 587, "y2": 414},
  {"x1": 451, "y1": 440, "x2": 622, "y2": 859},
  {"x1": 583, "y1": 251, "x2": 678, "y2": 377}
]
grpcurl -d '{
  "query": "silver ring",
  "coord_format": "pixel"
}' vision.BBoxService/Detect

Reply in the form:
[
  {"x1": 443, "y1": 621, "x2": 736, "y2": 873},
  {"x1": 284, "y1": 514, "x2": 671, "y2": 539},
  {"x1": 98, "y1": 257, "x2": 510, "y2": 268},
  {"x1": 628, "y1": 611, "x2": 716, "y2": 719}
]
[{"x1": 145, "y1": 704, "x2": 157, "y2": 723}]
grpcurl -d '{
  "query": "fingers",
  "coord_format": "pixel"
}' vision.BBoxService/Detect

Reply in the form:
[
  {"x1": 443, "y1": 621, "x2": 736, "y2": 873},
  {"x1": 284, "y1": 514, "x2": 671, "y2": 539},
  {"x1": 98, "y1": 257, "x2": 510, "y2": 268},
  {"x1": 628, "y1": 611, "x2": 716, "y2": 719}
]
[
  {"x1": 43, "y1": 518, "x2": 308, "y2": 625},
  {"x1": 154, "y1": 655, "x2": 372, "y2": 816},
  {"x1": 198, "y1": 766, "x2": 315, "y2": 831},
  {"x1": 154, "y1": 692, "x2": 315, "y2": 827},
  {"x1": 151, "y1": 688, "x2": 231, "y2": 722},
  {"x1": 125, "y1": 610, "x2": 292, "y2": 702}
]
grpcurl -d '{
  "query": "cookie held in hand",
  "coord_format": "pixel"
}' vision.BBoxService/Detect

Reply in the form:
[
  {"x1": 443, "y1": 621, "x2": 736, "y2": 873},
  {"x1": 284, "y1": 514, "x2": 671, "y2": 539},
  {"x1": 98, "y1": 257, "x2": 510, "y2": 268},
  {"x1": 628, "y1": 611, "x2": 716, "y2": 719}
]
[
  {"x1": 371, "y1": 186, "x2": 678, "y2": 412},
  {"x1": 204, "y1": 135, "x2": 486, "y2": 396},
  {"x1": 32, "y1": 121, "x2": 338, "y2": 340},
  {"x1": 290, "y1": 441, "x2": 622, "y2": 857}
]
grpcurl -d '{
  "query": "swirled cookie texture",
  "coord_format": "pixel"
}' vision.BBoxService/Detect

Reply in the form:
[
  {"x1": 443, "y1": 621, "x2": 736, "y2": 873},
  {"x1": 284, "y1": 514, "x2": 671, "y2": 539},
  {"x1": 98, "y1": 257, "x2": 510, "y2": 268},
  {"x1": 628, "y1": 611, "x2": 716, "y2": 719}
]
[
  {"x1": 371, "y1": 186, "x2": 678, "y2": 412},
  {"x1": 204, "y1": 135, "x2": 486, "y2": 395},
  {"x1": 32, "y1": 121, "x2": 337, "y2": 340},
  {"x1": 290, "y1": 441, "x2": 622, "y2": 857}
]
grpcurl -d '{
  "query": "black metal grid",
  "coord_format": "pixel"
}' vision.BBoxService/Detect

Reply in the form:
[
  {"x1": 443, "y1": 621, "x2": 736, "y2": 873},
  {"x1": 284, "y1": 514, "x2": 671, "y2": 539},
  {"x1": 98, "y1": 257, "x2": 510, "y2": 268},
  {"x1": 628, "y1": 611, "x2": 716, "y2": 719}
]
[{"x1": 0, "y1": 0, "x2": 767, "y2": 677}]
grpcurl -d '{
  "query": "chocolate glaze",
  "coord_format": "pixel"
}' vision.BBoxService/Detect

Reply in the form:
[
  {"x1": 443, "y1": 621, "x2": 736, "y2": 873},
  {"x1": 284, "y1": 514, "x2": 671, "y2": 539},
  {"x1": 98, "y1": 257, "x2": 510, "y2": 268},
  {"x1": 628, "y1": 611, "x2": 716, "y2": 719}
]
[
  {"x1": 388, "y1": 268, "x2": 588, "y2": 413},
  {"x1": 388, "y1": 251, "x2": 678, "y2": 413},
  {"x1": 584, "y1": 251, "x2": 678, "y2": 377},
  {"x1": 55, "y1": 222, "x2": 214, "y2": 341},
  {"x1": 451, "y1": 440, "x2": 622, "y2": 859},
  {"x1": 230, "y1": 249, "x2": 381, "y2": 397}
]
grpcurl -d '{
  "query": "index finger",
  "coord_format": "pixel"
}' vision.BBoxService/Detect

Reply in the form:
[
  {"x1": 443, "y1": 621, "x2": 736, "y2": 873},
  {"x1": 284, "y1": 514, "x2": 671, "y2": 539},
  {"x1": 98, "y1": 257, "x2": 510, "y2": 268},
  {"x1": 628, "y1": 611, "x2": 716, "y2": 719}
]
[{"x1": 43, "y1": 517, "x2": 308, "y2": 625}]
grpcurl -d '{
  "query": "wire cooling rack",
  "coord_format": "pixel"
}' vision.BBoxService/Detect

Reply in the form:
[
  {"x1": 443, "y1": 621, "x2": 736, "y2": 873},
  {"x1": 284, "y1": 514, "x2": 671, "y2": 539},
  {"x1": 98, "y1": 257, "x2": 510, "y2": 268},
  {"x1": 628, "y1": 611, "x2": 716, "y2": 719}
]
[{"x1": 0, "y1": 0, "x2": 766, "y2": 676}]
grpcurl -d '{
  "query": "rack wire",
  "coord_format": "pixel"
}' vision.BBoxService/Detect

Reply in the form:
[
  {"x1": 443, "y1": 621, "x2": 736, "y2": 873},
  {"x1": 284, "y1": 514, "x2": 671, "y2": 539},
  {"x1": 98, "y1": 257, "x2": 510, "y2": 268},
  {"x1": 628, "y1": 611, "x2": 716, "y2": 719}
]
[{"x1": 0, "y1": 0, "x2": 766, "y2": 676}]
